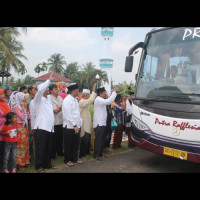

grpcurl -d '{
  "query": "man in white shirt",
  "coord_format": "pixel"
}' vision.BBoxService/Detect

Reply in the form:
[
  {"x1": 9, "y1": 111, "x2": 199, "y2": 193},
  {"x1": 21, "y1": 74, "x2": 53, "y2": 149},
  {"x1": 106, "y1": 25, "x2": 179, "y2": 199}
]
[
  {"x1": 49, "y1": 84, "x2": 64, "y2": 158},
  {"x1": 79, "y1": 83, "x2": 97, "y2": 160},
  {"x1": 93, "y1": 86, "x2": 117, "y2": 161},
  {"x1": 27, "y1": 84, "x2": 38, "y2": 161},
  {"x1": 62, "y1": 83, "x2": 83, "y2": 167},
  {"x1": 31, "y1": 73, "x2": 56, "y2": 173}
]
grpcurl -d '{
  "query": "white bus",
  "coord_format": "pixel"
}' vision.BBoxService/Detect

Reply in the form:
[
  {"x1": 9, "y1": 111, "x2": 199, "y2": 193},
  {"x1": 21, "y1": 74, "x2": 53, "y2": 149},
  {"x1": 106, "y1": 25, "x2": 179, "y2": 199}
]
[{"x1": 125, "y1": 27, "x2": 200, "y2": 164}]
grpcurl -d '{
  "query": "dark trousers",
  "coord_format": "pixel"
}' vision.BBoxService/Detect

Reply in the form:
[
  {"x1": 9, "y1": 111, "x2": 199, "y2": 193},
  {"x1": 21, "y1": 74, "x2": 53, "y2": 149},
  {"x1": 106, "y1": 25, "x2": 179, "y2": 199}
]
[
  {"x1": 112, "y1": 124, "x2": 125, "y2": 149},
  {"x1": 79, "y1": 132, "x2": 91, "y2": 158},
  {"x1": 104, "y1": 126, "x2": 112, "y2": 148},
  {"x1": 0, "y1": 141, "x2": 5, "y2": 169},
  {"x1": 63, "y1": 127, "x2": 80, "y2": 163},
  {"x1": 93, "y1": 126, "x2": 106, "y2": 158},
  {"x1": 125, "y1": 127, "x2": 135, "y2": 148},
  {"x1": 51, "y1": 124, "x2": 64, "y2": 158},
  {"x1": 34, "y1": 129, "x2": 53, "y2": 170}
]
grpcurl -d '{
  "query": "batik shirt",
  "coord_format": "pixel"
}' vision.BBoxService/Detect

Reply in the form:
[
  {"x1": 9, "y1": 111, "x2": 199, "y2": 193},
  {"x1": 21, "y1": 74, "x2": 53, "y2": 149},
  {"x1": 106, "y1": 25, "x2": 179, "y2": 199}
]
[{"x1": 113, "y1": 103, "x2": 126, "y2": 125}]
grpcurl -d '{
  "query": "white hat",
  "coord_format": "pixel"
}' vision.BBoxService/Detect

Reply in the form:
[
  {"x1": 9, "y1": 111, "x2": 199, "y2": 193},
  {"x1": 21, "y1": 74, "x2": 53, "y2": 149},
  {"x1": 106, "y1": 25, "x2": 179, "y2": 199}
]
[{"x1": 82, "y1": 89, "x2": 90, "y2": 94}]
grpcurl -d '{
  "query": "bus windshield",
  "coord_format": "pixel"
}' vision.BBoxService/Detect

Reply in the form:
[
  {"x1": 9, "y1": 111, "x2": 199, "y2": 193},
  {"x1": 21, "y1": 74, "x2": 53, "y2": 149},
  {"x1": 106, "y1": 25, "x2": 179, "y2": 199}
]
[{"x1": 136, "y1": 27, "x2": 200, "y2": 103}]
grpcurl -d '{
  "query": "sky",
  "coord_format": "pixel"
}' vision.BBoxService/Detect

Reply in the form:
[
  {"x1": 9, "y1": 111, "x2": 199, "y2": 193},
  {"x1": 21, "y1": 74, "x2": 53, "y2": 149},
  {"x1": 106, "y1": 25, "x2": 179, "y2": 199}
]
[{"x1": 14, "y1": 27, "x2": 154, "y2": 85}]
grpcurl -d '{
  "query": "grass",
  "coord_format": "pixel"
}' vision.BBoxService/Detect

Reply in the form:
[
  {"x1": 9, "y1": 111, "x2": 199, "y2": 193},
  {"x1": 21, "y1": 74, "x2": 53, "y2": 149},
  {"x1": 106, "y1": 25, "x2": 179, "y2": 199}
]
[{"x1": 17, "y1": 140, "x2": 132, "y2": 173}]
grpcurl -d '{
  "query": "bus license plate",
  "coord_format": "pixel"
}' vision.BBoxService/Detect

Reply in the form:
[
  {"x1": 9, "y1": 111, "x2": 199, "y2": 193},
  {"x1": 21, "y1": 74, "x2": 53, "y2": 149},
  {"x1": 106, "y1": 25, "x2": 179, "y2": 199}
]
[{"x1": 163, "y1": 147, "x2": 188, "y2": 160}]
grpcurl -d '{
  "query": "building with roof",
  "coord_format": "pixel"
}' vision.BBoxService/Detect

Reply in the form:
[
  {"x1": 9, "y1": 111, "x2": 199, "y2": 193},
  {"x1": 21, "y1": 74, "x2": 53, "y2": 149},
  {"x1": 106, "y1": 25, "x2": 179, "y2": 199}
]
[{"x1": 32, "y1": 71, "x2": 73, "y2": 85}]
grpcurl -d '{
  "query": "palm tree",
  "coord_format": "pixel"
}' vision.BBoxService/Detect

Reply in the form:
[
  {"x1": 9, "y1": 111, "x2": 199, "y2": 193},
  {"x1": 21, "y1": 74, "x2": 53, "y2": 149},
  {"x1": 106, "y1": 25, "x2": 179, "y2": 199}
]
[
  {"x1": 0, "y1": 27, "x2": 27, "y2": 72},
  {"x1": 34, "y1": 64, "x2": 41, "y2": 77},
  {"x1": 95, "y1": 69, "x2": 109, "y2": 86},
  {"x1": 82, "y1": 62, "x2": 96, "y2": 71},
  {"x1": 0, "y1": 28, "x2": 28, "y2": 87},
  {"x1": 1, "y1": 38, "x2": 27, "y2": 70},
  {"x1": 47, "y1": 53, "x2": 66, "y2": 75},
  {"x1": 18, "y1": 64, "x2": 27, "y2": 79},
  {"x1": 39, "y1": 62, "x2": 48, "y2": 74},
  {"x1": 79, "y1": 62, "x2": 108, "y2": 91},
  {"x1": 0, "y1": 27, "x2": 20, "y2": 65},
  {"x1": 63, "y1": 62, "x2": 80, "y2": 78}
]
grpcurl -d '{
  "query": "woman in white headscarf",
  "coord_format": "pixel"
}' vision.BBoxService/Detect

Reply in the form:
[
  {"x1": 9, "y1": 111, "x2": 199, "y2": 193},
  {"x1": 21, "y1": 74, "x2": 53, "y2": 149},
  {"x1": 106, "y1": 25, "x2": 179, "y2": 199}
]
[{"x1": 10, "y1": 92, "x2": 30, "y2": 171}]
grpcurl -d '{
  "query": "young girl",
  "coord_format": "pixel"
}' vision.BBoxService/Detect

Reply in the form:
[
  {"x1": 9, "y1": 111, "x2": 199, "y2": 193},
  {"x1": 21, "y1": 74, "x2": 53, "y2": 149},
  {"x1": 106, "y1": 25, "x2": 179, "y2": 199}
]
[{"x1": 1, "y1": 112, "x2": 18, "y2": 173}]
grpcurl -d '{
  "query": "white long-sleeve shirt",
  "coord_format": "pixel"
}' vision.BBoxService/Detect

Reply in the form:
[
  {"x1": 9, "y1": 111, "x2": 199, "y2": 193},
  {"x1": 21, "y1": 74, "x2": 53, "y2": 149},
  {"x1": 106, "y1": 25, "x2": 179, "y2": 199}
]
[
  {"x1": 29, "y1": 100, "x2": 36, "y2": 130},
  {"x1": 93, "y1": 91, "x2": 117, "y2": 128},
  {"x1": 31, "y1": 80, "x2": 55, "y2": 132},
  {"x1": 62, "y1": 94, "x2": 82, "y2": 129}
]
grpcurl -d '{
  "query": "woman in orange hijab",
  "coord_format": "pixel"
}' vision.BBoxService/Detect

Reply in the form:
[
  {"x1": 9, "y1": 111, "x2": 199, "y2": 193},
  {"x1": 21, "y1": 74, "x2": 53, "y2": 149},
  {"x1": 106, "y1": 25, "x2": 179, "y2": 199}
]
[
  {"x1": 0, "y1": 89, "x2": 11, "y2": 116},
  {"x1": 0, "y1": 89, "x2": 11, "y2": 169}
]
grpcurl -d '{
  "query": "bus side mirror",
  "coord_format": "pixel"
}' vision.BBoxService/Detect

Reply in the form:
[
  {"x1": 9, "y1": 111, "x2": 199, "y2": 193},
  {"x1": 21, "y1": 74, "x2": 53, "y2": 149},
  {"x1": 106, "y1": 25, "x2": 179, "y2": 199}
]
[{"x1": 125, "y1": 56, "x2": 134, "y2": 72}]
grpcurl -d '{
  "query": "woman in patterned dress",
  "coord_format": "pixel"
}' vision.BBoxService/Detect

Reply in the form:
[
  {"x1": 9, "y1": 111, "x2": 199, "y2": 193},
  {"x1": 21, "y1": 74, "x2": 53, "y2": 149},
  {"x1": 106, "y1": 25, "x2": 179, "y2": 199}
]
[
  {"x1": 10, "y1": 92, "x2": 30, "y2": 171},
  {"x1": 112, "y1": 94, "x2": 126, "y2": 149}
]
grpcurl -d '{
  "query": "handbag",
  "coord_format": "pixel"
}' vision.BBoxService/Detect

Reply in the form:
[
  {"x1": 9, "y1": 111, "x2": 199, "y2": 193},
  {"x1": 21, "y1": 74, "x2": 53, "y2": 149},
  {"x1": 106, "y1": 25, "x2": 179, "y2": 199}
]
[
  {"x1": 125, "y1": 113, "x2": 132, "y2": 123},
  {"x1": 111, "y1": 118, "x2": 118, "y2": 131}
]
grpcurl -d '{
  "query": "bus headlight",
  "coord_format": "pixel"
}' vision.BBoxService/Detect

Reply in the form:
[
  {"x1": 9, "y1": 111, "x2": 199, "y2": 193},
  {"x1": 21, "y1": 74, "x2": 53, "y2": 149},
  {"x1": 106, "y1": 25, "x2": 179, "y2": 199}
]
[{"x1": 132, "y1": 114, "x2": 150, "y2": 131}]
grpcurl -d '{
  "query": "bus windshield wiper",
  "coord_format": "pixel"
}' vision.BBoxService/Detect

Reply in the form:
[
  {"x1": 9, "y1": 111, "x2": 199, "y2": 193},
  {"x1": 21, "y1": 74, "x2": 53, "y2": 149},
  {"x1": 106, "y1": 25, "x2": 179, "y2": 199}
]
[
  {"x1": 179, "y1": 93, "x2": 200, "y2": 97},
  {"x1": 134, "y1": 97, "x2": 171, "y2": 102},
  {"x1": 158, "y1": 95, "x2": 191, "y2": 100}
]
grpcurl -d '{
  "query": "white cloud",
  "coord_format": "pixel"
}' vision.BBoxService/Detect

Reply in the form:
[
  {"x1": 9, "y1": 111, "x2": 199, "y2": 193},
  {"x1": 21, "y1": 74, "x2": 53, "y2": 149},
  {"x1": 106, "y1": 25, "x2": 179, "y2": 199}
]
[
  {"x1": 15, "y1": 27, "x2": 151, "y2": 84},
  {"x1": 16, "y1": 28, "x2": 99, "y2": 78},
  {"x1": 21, "y1": 27, "x2": 97, "y2": 49},
  {"x1": 111, "y1": 32, "x2": 133, "y2": 54}
]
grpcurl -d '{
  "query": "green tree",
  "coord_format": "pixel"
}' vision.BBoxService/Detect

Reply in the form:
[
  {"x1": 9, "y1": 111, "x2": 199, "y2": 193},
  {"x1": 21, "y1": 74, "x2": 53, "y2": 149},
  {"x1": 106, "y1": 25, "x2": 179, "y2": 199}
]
[
  {"x1": 0, "y1": 28, "x2": 27, "y2": 72},
  {"x1": 63, "y1": 62, "x2": 80, "y2": 78},
  {"x1": 79, "y1": 62, "x2": 108, "y2": 91},
  {"x1": 34, "y1": 64, "x2": 41, "y2": 77},
  {"x1": 0, "y1": 28, "x2": 27, "y2": 86},
  {"x1": 82, "y1": 62, "x2": 96, "y2": 71},
  {"x1": 0, "y1": 27, "x2": 20, "y2": 65},
  {"x1": 39, "y1": 62, "x2": 48, "y2": 74},
  {"x1": 12, "y1": 78, "x2": 24, "y2": 91},
  {"x1": 116, "y1": 81, "x2": 135, "y2": 96},
  {"x1": 23, "y1": 75, "x2": 35, "y2": 85},
  {"x1": 48, "y1": 53, "x2": 66, "y2": 75},
  {"x1": 18, "y1": 64, "x2": 27, "y2": 79}
]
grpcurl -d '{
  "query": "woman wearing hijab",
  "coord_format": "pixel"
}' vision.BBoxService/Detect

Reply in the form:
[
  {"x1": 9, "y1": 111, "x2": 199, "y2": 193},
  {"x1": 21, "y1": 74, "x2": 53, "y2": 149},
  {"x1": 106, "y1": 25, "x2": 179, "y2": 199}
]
[
  {"x1": 0, "y1": 89, "x2": 11, "y2": 117},
  {"x1": 10, "y1": 92, "x2": 30, "y2": 171},
  {"x1": 0, "y1": 89, "x2": 11, "y2": 169}
]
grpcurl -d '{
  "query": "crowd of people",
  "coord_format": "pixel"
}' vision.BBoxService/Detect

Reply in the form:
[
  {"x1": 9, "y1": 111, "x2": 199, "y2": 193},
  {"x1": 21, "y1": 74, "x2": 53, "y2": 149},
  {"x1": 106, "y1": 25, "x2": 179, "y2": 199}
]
[{"x1": 0, "y1": 72, "x2": 135, "y2": 173}]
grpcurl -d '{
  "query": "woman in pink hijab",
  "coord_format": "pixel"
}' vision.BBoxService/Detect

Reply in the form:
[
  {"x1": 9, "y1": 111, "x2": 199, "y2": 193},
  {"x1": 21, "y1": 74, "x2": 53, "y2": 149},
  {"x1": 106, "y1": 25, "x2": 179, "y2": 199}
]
[{"x1": 10, "y1": 92, "x2": 30, "y2": 171}]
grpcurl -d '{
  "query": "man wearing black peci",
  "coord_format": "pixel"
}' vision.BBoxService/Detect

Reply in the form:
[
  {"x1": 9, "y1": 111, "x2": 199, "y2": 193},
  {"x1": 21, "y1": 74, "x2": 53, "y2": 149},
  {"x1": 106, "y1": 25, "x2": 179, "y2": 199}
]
[{"x1": 62, "y1": 83, "x2": 83, "y2": 167}]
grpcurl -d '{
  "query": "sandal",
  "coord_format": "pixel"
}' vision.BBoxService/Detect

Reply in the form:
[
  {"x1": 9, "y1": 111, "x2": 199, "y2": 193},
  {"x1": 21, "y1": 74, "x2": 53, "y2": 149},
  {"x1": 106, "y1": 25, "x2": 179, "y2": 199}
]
[
  {"x1": 12, "y1": 168, "x2": 17, "y2": 173},
  {"x1": 38, "y1": 168, "x2": 45, "y2": 173},
  {"x1": 66, "y1": 161, "x2": 74, "y2": 167},
  {"x1": 76, "y1": 160, "x2": 83, "y2": 164},
  {"x1": 50, "y1": 165, "x2": 57, "y2": 169},
  {"x1": 17, "y1": 166, "x2": 25, "y2": 171}
]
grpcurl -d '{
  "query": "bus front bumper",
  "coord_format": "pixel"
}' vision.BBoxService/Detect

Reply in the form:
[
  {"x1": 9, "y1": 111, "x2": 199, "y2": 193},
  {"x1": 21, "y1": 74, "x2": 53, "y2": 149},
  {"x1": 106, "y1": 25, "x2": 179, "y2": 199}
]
[{"x1": 130, "y1": 123, "x2": 200, "y2": 164}]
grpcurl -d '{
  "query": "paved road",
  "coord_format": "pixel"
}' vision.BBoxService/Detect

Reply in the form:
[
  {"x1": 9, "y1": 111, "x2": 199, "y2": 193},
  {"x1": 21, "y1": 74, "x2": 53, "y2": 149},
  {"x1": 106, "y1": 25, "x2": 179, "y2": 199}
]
[{"x1": 54, "y1": 147, "x2": 200, "y2": 173}]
